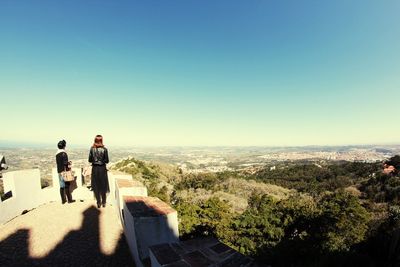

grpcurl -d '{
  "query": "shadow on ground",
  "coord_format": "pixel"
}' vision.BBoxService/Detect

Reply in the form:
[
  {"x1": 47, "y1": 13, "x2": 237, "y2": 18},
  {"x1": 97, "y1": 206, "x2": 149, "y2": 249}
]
[{"x1": 0, "y1": 206, "x2": 135, "y2": 266}]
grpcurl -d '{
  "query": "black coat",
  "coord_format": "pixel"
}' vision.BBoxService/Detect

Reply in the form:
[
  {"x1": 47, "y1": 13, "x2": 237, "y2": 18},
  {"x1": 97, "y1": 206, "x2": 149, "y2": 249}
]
[
  {"x1": 56, "y1": 151, "x2": 68, "y2": 173},
  {"x1": 89, "y1": 147, "x2": 109, "y2": 166},
  {"x1": 89, "y1": 147, "x2": 110, "y2": 194}
]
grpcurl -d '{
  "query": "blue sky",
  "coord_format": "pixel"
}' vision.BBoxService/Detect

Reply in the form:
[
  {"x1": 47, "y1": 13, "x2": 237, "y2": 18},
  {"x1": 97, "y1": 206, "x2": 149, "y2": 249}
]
[{"x1": 0, "y1": 1, "x2": 399, "y2": 146}]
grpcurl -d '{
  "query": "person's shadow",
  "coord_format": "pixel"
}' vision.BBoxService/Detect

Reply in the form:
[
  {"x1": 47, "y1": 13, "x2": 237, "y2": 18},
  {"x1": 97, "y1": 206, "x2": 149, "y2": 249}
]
[{"x1": 0, "y1": 206, "x2": 135, "y2": 266}]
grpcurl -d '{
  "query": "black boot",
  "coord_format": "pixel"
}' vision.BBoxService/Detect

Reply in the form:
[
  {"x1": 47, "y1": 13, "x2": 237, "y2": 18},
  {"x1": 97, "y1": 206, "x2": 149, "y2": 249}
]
[
  {"x1": 60, "y1": 188, "x2": 66, "y2": 204},
  {"x1": 94, "y1": 190, "x2": 101, "y2": 208},
  {"x1": 101, "y1": 192, "x2": 107, "y2": 207},
  {"x1": 65, "y1": 185, "x2": 75, "y2": 203}
]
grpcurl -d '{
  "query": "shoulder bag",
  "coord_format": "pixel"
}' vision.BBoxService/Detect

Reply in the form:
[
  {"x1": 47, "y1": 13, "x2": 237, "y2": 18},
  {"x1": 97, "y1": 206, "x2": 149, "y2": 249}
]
[{"x1": 61, "y1": 167, "x2": 75, "y2": 182}]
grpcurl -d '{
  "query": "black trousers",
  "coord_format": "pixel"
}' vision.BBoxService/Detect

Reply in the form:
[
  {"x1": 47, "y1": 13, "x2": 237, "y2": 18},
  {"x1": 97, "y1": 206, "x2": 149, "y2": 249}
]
[
  {"x1": 94, "y1": 190, "x2": 106, "y2": 205},
  {"x1": 60, "y1": 182, "x2": 73, "y2": 203}
]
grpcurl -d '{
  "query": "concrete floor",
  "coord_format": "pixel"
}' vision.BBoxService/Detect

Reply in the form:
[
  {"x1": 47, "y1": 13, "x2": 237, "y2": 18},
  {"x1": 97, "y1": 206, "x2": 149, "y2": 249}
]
[{"x1": 0, "y1": 200, "x2": 134, "y2": 266}]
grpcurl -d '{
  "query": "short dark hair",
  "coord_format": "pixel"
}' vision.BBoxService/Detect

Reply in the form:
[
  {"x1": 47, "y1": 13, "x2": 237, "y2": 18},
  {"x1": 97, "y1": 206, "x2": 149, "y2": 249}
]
[{"x1": 57, "y1": 140, "x2": 66, "y2": 149}]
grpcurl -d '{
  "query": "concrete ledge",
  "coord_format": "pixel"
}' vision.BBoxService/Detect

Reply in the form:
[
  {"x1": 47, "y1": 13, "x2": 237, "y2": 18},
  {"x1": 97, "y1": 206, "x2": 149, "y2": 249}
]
[
  {"x1": 108, "y1": 172, "x2": 138, "y2": 206},
  {"x1": 115, "y1": 178, "x2": 148, "y2": 226},
  {"x1": 124, "y1": 196, "x2": 175, "y2": 217},
  {"x1": 122, "y1": 196, "x2": 179, "y2": 267},
  {"x1": 1, "y1": 169, "x2": 43, "y2": 224},
  {"x1": 0, "y1": 169, "x2": 92, "y2": 225}
]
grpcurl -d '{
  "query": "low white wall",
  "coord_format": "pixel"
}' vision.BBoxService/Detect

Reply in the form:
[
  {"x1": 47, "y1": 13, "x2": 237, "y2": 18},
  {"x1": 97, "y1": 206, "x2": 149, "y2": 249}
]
[
  {"x1": 0, "y1": 168, "x2": 85, "y2": 224},
  {"x1": 107, "y1": 172, "x2": 117, "y2": 206},
  {"x1": 0, "y1": 169, "x2": 48, "y2": 224},
  {"x1": 135, "y1": 214, "x2": 179, "y2": 261},
  {"x1": 1, "y1": 168, "x2": 183, "y2": 267},
  {"x1": 52, "y1": 168, "x2": 60, "y2": 189},
  {"x1": 122, "y1": 196, "x2": 179, "y2": 266},
  {"x1": 108, "y1": 173, "x2": 138, "y2": 206},
  {"x1": 137, "y1": 210, "x2": 179, "y2": 261},
  {"x1": 115, "y1": 178, "x2": 148, "y2": 226},
  {"x1": 123, "y1": 199, "x2": 144, "y2": 267},
  {"x1": 0, "y1": 169, "x2": 137, "y2": 223}
]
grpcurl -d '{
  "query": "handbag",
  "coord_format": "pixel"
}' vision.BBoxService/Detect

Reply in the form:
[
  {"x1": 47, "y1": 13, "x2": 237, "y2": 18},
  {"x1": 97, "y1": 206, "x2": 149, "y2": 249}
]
[{"x1": 61, "y1": 169, "x2": 75, "y2": 182}]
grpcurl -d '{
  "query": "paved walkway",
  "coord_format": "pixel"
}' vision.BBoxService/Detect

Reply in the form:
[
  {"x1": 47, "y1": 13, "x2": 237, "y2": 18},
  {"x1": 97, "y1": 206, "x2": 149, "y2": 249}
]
[{"x1": 0, "y1": 201, "x2": 135, "y2": 266}]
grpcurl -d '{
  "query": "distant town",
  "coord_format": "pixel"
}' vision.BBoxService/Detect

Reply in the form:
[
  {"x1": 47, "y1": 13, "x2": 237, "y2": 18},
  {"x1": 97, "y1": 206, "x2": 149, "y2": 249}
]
[{"x1": 0, "y1": 145, "x2": 399, "y2": 183}]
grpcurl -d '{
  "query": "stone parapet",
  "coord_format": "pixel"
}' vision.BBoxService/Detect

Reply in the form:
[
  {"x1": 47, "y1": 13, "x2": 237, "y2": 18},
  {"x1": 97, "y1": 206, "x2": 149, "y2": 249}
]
[
  {"x1": 0, "y1": 169, "x2": 47, "y2": 224},
  {"x1": 122, "y1": 196, "x2": 179, "y2": 267},
  {"x1": 115, "y1": 178, "x2": 148, "y2": 225},
  {"x1": 124, "y1": 196, "x2": 176, "y2": 217}
]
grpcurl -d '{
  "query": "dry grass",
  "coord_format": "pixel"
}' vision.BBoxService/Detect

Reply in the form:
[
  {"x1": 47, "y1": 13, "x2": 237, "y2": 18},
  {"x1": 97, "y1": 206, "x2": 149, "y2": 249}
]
[
  {"x1": 112, "y1": 157, "x2": 295, "y2": 213},
  {"x1": 176, "y1": 178, "x2": 295, "y2": 213},
  {"x1": 218, "y1": 178, "x2": 294, "y2": 201},
  {"x1": 344, "y1": 186, "x2": 362, "y2": 197}
]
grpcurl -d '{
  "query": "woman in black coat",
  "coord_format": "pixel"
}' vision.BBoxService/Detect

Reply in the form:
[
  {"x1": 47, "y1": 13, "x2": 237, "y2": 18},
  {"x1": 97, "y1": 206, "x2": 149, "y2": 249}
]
[{"x1": 89, "y1": 135, "x2": 110, "y2": 208}]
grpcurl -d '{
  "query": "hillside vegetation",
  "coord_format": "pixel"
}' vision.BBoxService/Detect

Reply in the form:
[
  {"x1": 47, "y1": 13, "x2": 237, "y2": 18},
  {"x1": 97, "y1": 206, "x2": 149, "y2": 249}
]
[
  {"x1": 112, "y1": 156, "x2": 400, "y2": 267},
  {"x1": 111, "y1": 158, "x2": 292, "y2": 212}
]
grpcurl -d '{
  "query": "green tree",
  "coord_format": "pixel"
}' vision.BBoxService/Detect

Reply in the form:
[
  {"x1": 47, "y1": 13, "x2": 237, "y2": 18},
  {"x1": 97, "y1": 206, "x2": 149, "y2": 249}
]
[
  {"x1": 232, "y1": 194, "x2": 284, "y2": 258},
  {"x1": 147, "y1": 182, "x2": 170, "y2": 203},
  {"x1": 174, "y1": 197, "x2": 234, "y2": 240},
  {"x1": 175, "y1": 199, "x2": 202, "y2": 237},
  {"x1": 199, "y1": 197, "x2": 235, "y2": 240},
  {"x1": 316, "y1": 191, "x2": 371, "y2": 253}
]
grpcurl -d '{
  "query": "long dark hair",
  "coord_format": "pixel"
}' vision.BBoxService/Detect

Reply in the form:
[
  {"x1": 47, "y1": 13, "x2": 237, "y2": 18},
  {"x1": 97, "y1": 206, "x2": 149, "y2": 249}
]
[{"x1": 92, "y1": 135, "x2": 104, "y2": 148}]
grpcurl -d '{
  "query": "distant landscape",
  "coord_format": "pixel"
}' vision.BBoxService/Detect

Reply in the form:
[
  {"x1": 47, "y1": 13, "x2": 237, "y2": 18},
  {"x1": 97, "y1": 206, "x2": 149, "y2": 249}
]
[
  {"x1": 1, "y1": 145, "x2": 400, "y2": 266},
  {"x1": 2, "y1": 1, "x2": 400, "y2": 266},
  {"x1": 0, "y1": 144, "x2": 398, "y2": 183}
]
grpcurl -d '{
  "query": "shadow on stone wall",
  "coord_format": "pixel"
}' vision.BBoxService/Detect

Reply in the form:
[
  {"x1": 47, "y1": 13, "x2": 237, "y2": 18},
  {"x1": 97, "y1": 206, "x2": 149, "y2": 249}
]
[{"x1": 0, "y1": 206, "x2": 135, "y2": 267}]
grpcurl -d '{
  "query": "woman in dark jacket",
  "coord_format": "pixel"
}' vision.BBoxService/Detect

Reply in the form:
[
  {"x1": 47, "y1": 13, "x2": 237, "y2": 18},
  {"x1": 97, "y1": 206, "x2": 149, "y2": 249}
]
[
  {"x1": 89, "y1": 135, "x2": 110, "y2": 208},
  {"x1": 56, "y1": 140, "x2": 75, "y2": 204}
]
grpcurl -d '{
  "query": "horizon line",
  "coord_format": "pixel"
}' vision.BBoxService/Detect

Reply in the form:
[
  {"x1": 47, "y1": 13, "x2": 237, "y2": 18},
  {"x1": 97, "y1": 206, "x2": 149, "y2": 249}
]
[{"x1": 0, "y1": 140, "x2": 399, "y2": 149}]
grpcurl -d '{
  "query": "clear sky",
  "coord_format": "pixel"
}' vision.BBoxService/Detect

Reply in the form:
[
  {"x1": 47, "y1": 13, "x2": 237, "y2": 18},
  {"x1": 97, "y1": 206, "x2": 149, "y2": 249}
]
[{"x1": 0, "y1": 1, "x2": 399, "y2": 147}]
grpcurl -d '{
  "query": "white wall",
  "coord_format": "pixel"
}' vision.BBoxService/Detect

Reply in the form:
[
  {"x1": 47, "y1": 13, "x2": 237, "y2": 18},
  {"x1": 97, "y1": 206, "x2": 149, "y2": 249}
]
[
  {"x1": 0, "y1": 169, "x2": 46, "y2": 224},
  {"x1": 0, "y1": 168, "x2": 181, "y2": 267},
  {"x1": 114, "y1": 177, "x2": 148, "y2": 226},
  {"x1": 121, "y1": 196, "x2": 179, "y2": 265},
  {"x1": 134, "y1": 212, "x2": 179, "y2": 261},
  {"x1": 108, "y1": 173, "x2": 138, "y2": 206},
  {"x1": 0, "y1": 168, "x2": 85, "y2": 224},
  {"x1": 123, "y1": 199, "x2": 144, "y2": 267}
]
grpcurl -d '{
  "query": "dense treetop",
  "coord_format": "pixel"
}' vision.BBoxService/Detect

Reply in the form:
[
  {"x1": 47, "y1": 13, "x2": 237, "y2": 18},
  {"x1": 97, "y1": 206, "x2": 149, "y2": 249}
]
[{"x1": 113, "y1": 156, "x2": 400, "y2": 267}]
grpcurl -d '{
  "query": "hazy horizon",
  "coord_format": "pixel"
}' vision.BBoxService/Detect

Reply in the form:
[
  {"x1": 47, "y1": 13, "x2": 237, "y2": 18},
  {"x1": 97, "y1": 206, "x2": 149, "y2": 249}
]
[
  {"x1": 1, "y1": 1, "x2": 399, "y2": 146},
  {"x1": 1, "y1": 139, "x2": 399, "y2": 150}
]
